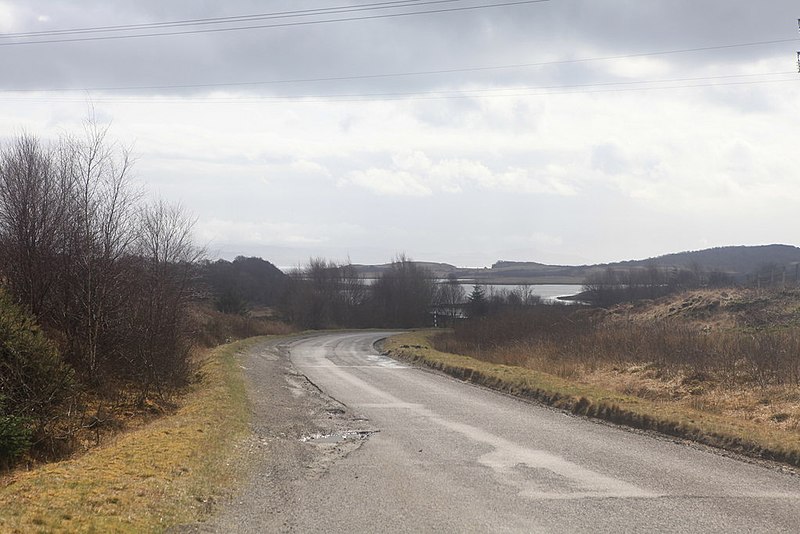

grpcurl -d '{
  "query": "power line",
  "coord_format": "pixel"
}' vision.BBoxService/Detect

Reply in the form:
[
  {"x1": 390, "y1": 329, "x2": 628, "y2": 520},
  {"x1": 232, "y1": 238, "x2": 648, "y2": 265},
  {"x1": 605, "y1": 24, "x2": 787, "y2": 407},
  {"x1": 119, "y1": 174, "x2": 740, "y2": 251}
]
[
  {"x1": 0, "y1": 0, "x2": 463, "y2": 39},
  {"x1": 2, "y1": 37, "x2": 797, "y2": 94},
  {"x1": 205, "y1": 71, "x2": 800, "y2": 99},
  {"x1": 0, "y1": 0, "x2": 550, "y2": 47},
  {"x1": 1, "y1": 75, "x2": 795, "y2": 105}
]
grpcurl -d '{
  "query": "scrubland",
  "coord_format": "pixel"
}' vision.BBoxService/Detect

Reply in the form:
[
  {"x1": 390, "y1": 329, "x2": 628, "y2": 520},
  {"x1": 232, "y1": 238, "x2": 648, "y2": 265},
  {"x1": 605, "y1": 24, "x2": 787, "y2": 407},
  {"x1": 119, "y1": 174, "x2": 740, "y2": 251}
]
[{"x1": 390, "y1": 288, "x2": 800, "y2": 465}]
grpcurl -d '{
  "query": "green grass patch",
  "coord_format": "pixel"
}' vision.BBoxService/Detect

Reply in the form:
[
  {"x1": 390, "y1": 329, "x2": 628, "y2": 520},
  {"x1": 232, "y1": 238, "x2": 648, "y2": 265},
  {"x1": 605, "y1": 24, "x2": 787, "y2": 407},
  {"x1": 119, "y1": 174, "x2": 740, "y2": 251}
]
[
  {"x1": 0, "y1": 337, "x2": 261, "y2": 533},
  {"x1": 385, "y1": 331, "x2": 800, "y2": 468}
]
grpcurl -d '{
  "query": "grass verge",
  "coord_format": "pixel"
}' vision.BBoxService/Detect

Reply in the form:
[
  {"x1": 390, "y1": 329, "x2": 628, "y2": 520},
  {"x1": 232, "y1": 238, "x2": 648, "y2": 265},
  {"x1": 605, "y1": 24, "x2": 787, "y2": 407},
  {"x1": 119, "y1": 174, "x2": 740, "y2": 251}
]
[
  {"x1": 0, "y1": 337, "x2": 260, "y2": 533},
  {"x1": 385, "y1": 331, "x2": 800, "y2": 468}
]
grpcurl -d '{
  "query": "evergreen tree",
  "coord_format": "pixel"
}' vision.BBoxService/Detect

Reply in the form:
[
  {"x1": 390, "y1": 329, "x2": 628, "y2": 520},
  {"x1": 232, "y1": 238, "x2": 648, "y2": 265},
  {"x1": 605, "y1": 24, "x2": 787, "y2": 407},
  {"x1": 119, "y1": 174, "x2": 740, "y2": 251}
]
[{"x1": 467, "y1": 284, "x2": 488, "y2": 318}]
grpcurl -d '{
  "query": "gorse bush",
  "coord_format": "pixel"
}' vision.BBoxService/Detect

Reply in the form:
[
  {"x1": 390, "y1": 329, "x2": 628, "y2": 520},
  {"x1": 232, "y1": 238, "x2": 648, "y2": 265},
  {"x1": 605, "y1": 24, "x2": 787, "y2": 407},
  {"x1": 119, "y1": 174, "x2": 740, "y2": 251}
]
[
  {"x1": 0, "y1": 397, "x2": 31, "y2": 469},
  {"x1": 0, "y1": 289, "x2": 75, "y2": 466}
]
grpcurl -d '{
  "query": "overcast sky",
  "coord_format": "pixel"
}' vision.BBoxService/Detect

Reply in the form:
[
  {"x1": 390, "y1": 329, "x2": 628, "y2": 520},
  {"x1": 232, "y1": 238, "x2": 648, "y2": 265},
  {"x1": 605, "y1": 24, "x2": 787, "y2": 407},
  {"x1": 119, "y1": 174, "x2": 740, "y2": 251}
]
[{"x1": 0, "y1": 0, "x2": 798, "y2": 267}]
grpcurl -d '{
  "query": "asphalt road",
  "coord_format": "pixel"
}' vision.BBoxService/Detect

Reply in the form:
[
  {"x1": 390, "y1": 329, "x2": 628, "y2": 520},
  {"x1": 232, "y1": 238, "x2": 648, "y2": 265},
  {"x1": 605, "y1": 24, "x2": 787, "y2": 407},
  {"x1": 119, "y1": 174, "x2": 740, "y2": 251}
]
[{"x1": 191, "y1": 332, "x2": 800, "y2": 533}]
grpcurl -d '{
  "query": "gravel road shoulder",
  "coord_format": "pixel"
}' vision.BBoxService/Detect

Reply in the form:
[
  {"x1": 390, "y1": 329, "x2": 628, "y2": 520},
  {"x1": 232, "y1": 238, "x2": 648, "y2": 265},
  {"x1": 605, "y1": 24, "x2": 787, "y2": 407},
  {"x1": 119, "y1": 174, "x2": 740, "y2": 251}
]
[{"x1": 170, "y1": 335, "x2": 375, "y2": 533}]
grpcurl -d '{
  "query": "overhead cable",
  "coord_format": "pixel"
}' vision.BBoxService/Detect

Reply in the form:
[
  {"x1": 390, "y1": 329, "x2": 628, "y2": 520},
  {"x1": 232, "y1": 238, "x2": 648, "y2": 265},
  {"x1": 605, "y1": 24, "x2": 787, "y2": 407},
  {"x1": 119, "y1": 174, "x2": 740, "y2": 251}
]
[
  {"x1": 1, "y1": 35, "x2": 797, "y2": 94},
  {"x1": 1, "y1": 75, "x2": 795, "y2": 105},
  {"x1": 0, "y1": 0, "x2": 550, "y2": 46},
  {"x1": 0, "y1": 0, "x2": 464, "y2": 39}
]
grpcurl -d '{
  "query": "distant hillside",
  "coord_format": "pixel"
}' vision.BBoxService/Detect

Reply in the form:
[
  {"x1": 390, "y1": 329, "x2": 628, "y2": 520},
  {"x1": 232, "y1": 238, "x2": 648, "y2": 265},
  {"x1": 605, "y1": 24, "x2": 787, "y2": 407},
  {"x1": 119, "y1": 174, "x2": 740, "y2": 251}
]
[
  {"x1": 353, "y1": 245, "x2": 800, "y2": 284},
  {"x1": 607, "y1": 245, "x2": 800, "y2": 275},
  {"x1": 201, "y1": 256, "x2": 288, "y2": 309}
]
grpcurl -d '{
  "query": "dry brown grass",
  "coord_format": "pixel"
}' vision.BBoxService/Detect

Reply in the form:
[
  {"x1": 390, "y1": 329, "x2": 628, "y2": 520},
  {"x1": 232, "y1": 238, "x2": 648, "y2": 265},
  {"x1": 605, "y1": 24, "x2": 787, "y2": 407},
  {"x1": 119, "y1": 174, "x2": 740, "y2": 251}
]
[
  {"x1": 190, "y1": 303, "x2": 296, "y2": 348},
  {"x1": 387, "y1": 331, "x2": 800, "y2": 466},
  {"x1": 388, "y1": 288, "x2": 800, "y2": 466},
  {"x1": 0, "y1": 338, "x2": 258, "y2": 533}
]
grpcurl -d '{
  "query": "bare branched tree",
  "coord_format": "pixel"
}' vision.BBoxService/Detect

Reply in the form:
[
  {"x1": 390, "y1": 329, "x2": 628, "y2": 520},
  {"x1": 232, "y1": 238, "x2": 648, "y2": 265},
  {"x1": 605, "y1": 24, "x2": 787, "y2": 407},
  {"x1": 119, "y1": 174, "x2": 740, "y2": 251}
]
[
  {"x1": 55, "y1": 121, "x2": 140, "y2": 382},
  {"x1": 371, "y1": 254, "x2": 436, "y2": 327},
  {"x1": 434, "y1": 274, "x2": 465, "y2": 326},
  {"x1": 130, "y1": 200, "x2": 201, "y2": 396},
  {"x1": 0, "y1": 122, "x2": 199, "y2": 393},
  {"x1": 0, "y1": 134, "x2": 70, "y2": 319}
]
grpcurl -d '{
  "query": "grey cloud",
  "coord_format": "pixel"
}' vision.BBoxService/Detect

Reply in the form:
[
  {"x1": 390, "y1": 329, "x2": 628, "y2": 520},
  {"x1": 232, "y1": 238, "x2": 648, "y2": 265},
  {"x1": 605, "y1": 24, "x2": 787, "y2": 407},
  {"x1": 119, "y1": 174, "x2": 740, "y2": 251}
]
[{"x1": 2, "y1": 0, "x2": 796, "y2": 95}]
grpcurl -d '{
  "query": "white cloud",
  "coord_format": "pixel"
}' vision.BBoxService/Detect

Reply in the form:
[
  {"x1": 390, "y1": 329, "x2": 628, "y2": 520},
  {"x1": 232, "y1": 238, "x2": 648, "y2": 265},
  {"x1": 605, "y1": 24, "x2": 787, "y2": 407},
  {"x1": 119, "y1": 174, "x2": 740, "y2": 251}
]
[
  {"x1": 604, "y1": 56, "x2": 672, "y2": 79},
  {"x1": 344, "y1": 167, "x2": 433, "y2": 196},
  {"x1": 196, "y1": 219, "x2": 366, "y2": 248},
  {"x1": 1, "y1": 1, "x2": 798, "y2": 266},
  {"x1": 197, "y1": 219, "x2": 322, "y2": 246},
  {"x1": 342, "y1": 152, "x2": 578, "y2": 197},
  {"x1": 0, "y1": 2, "x2": 18, "y2": 32}
]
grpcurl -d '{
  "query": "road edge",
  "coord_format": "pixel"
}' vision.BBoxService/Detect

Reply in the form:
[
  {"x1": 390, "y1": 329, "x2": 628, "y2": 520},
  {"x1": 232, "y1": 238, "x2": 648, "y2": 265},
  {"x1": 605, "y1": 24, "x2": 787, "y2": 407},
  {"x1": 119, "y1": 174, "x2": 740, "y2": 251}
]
[{"x1": 382, "y1": 331, "x2": 800, "y2": 470}]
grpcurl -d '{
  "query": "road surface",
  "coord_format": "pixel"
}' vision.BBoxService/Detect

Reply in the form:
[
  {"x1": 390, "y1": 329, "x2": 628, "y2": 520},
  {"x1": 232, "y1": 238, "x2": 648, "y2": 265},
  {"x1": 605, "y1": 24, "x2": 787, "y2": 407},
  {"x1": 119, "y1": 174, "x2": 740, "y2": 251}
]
[{"x1": 188, "y1": 332, "x2": 800, "y2": 533}]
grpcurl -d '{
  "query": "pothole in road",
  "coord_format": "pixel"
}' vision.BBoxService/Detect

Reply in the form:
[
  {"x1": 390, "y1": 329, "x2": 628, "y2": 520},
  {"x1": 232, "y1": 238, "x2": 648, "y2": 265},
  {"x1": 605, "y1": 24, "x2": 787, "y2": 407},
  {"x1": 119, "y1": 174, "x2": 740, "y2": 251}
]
[{"x1": 300, "y1": 430, "x2": 378, "y2": 445}]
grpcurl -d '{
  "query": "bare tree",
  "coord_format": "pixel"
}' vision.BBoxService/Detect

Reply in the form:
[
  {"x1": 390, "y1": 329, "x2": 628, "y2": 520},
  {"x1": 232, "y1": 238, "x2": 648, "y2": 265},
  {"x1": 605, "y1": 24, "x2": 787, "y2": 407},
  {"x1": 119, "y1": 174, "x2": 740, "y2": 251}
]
[
  {"x1": 1, "y1": 122, "x2": 199, "y2": 390},
  {"x1": 56, "y1": 121, "x2": 140, "y2": 382},
  {"x1": 435, "y1": 274, "x2": 465, "y2": 325},
  {"x1": 129, "y1": 200, "x2": 201, "y2": 396},
  {"x1": 0, "y1": 134, "x2": 71, "y2": 319},
  {"x1": 371, "y1": 254, "x2": 436, "y2": 327}
]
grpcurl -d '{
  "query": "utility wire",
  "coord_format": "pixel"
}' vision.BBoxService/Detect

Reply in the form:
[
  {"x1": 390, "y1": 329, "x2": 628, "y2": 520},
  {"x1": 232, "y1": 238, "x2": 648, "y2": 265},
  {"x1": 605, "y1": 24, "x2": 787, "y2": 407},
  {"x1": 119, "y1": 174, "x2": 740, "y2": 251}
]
[
  {"x1": 0, "y1": 0, "x2": 550, "y2": 47},
  {"x1": 0, "y1": 0, "x2": 463, "y2": 39},
  {"x1": 2, "y1": 75, "x2": 795, "y2": 105},
  {"x1": 2, "y1": 38, "x2": 797, "y2": 94}
]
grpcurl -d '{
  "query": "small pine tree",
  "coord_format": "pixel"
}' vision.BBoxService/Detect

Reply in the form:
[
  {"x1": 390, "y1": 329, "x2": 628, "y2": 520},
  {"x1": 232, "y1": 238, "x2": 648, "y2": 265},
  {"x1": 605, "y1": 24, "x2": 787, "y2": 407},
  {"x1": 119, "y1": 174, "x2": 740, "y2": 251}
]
[
  {"x1": 467, "y1": 285, "x2": 489, "y2": 318},
  {"x1": 0, "y1": 395, "x2": 30, "y2": 469}
]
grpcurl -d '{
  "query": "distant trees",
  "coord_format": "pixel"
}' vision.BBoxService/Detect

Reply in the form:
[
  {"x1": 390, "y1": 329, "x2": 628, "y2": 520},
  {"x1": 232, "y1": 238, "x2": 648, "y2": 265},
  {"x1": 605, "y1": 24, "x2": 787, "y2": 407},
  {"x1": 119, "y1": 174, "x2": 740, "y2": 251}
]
[
  {"x1": 466, "y1": 284, "x2": 489, "y2": 318},
  {"x1": 371, "y1": 255, "x2": 436, "y2": 327},
  {"x1": 434, "y1": 275, "x2": 465, "y2": 326},
  {"x1": 280, "y1": 258, "x2": 368, "y2": 329},
  {"x1": 582, "y1": 264, "x2": 734, "y2": 307},
  {"x1": 279, "y1": 254, "x2": 436, "y2": 329},
  {"x1": 201, "y1": 256, "x2": 287, "y2": 314}
]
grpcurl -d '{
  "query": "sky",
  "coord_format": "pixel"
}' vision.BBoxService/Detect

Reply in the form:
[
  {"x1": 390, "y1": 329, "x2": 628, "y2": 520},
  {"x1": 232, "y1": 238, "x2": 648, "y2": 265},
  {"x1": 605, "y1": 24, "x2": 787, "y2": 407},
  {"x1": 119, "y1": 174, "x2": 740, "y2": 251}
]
[{"x1": 0, "y1": 0, "x2": 798, "y2": 268}]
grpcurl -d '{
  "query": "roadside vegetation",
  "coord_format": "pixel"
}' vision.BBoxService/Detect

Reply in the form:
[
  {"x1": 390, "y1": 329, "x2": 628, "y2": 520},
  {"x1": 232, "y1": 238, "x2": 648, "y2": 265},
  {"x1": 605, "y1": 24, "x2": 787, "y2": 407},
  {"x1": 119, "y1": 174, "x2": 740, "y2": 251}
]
[
  {"x1": 403, "y1": 284, "x2": 800, "y2": 465},
  {"x1": 0, "y1": 338, "x2": 255, "y2": 532},
  {"x1": 0, "y1": 125, "x2": 293, "y2": 473}
]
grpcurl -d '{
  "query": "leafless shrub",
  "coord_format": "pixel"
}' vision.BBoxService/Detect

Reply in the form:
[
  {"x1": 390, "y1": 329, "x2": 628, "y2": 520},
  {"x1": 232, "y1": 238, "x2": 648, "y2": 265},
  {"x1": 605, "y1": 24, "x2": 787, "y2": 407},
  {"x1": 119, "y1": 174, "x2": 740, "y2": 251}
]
[
  {"x1": 280, "y1": 258, "x2": 369, "y2": 328},
  {"x1": 0, "y1": 124, "x2": 201, "y2": 397},
  {"x1": 370, "y1": 254, "x2": 436, "y2": 327},
  {"x1": 436, "y1": 308, "x2": 800, "y2": 388}
]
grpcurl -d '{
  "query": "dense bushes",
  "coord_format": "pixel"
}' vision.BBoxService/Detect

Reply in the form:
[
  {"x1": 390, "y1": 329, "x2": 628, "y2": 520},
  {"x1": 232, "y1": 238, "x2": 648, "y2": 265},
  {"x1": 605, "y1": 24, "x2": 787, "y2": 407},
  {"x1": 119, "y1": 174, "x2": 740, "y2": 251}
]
[
  {"x1": 0, "y1": 125, "x2": 200, "y2": 467},
  {"x1": 0, "y1": 402, "x2": 30, "y2": 469},
  {"x1": 0, "y1": 290, "x2": 75, "y2": 467},
  {"x1": 0, "y1": 128, "x2": 198, "y2": 393}
]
